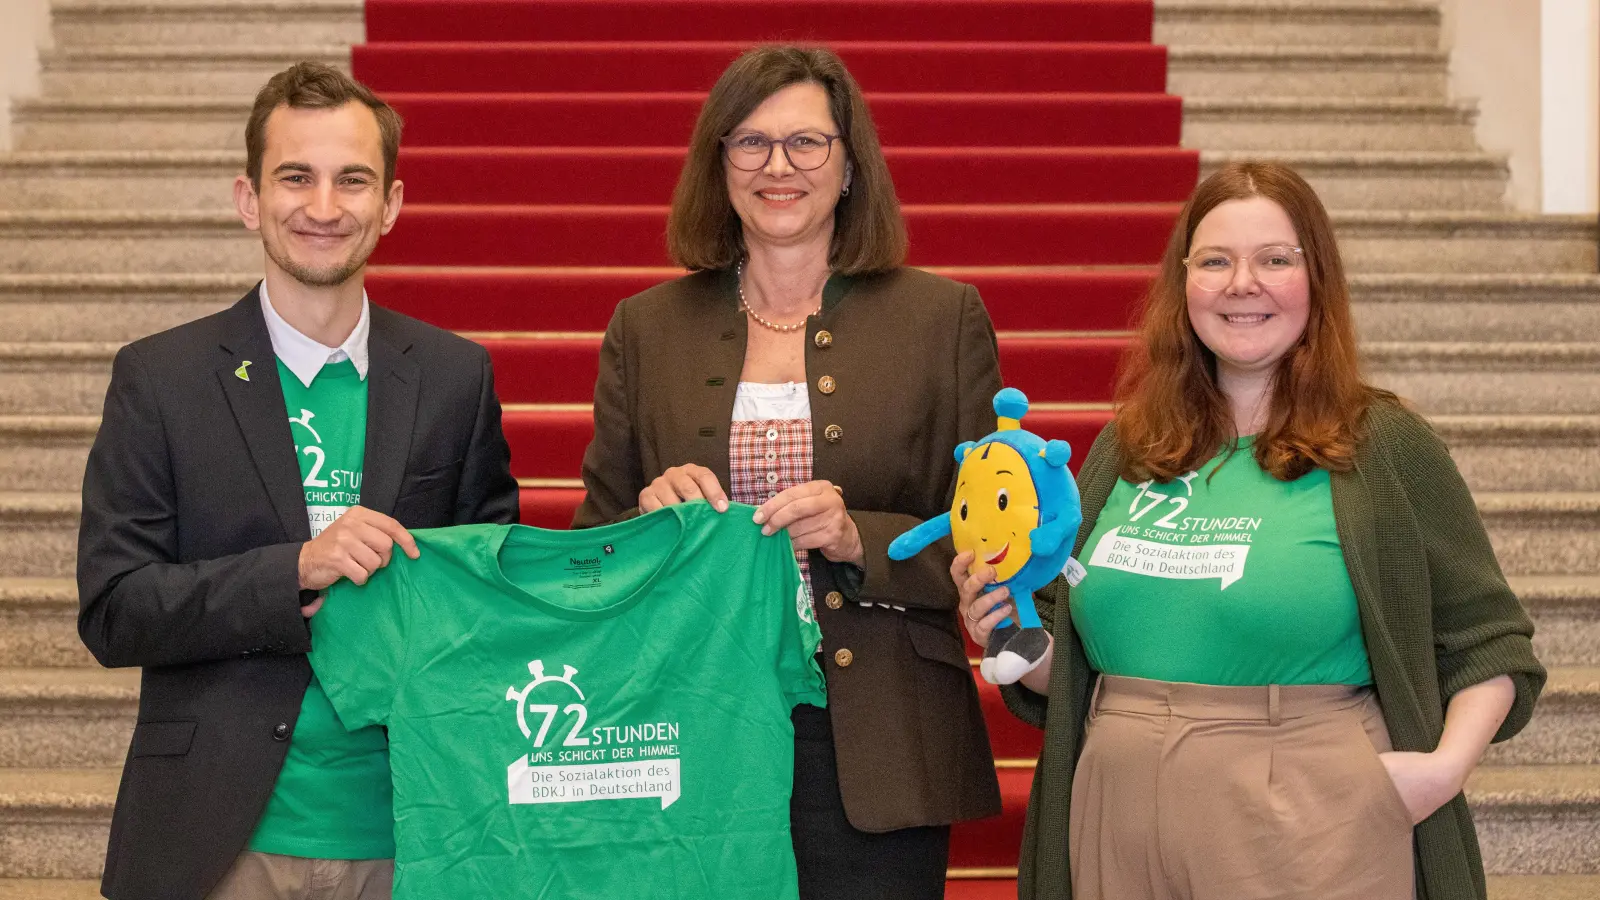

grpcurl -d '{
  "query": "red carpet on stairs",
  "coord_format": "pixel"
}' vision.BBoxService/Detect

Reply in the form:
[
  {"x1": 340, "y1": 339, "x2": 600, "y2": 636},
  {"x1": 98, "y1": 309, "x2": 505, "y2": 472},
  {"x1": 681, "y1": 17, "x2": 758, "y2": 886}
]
[{"x1": 355, "y1": 2, "x2": 1190, "y2": 893}]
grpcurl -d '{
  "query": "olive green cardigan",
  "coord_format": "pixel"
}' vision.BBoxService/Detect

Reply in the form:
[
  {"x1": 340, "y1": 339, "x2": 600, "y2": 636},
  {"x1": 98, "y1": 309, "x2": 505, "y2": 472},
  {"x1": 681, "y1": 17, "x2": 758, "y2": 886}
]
[{"x1": 1001, "y1": 400, "x2": 1547, "y2": 900}]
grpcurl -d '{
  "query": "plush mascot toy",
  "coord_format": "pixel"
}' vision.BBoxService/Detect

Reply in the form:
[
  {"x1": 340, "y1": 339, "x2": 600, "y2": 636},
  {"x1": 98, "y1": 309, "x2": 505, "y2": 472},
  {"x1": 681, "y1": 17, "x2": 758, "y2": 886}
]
[{"x1": 889, "y1": 388, "x2": 1087, "y2": 685}]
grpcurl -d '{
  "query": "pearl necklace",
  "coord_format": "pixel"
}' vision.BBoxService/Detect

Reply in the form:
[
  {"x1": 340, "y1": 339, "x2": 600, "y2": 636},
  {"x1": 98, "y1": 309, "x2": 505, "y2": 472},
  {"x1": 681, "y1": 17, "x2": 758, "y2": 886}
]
[{"x1": 737, "y1": 259, "x2": 820, "y2": 333}]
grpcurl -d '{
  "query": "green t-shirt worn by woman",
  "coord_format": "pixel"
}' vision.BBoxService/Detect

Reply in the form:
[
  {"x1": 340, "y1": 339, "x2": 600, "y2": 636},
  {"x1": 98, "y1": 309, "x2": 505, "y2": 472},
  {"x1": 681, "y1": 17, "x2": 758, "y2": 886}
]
[{"x1": 1071, "y1": 437, "x2": 1372, "y2": 686}]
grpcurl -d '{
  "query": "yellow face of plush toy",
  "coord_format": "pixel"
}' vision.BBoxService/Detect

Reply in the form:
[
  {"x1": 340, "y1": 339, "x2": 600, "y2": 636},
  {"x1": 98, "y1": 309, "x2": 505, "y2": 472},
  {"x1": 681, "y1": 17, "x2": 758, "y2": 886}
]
[{"x1": 951, "y1": 441, "x2": 1040, "y2": 583}]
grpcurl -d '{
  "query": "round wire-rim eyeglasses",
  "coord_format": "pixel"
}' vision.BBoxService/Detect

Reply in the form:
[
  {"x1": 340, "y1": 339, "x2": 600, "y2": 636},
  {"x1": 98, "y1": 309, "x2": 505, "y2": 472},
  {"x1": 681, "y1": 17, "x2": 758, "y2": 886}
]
[
  {"x1": 1182, "y1": 245, "x2": 1305, "y2": 291},
  {"x1": 720, "y1": 131, "x2": 844, "y2": 172}
]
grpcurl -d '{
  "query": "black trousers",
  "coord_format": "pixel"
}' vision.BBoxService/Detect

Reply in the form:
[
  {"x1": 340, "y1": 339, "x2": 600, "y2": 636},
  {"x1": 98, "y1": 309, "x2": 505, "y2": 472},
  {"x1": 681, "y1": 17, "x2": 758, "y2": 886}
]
[{"x1": 790, "y1": 704, "x2": 951, "y2": 900}]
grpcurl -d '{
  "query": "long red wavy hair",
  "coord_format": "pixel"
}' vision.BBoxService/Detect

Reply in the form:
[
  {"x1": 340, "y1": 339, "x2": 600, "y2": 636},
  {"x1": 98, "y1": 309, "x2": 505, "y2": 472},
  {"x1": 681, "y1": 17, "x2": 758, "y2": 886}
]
[{"x1": 1113, "y1": 162, "x2": 1394, "y2": 483}]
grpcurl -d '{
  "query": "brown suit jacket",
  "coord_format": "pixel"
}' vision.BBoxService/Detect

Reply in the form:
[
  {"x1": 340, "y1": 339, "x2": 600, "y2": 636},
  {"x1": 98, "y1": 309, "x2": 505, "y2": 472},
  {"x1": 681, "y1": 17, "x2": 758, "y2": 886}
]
[{"x1": 574, "y1": 266, "x2": 1003, "y2": 831}]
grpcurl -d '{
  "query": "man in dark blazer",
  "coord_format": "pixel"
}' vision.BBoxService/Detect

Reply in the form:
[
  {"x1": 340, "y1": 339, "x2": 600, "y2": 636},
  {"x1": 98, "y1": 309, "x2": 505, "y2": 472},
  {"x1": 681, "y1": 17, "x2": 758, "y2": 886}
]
[{"x1": 76, "y1": 63, "x2": 519, "y2": 900}]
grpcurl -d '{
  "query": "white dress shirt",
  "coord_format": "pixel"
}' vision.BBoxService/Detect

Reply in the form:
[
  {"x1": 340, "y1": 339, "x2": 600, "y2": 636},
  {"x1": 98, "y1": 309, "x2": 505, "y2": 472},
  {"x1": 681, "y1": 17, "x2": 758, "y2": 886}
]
[{"x1": 259, "y1": 281, "x2": 371, "y2": 388}]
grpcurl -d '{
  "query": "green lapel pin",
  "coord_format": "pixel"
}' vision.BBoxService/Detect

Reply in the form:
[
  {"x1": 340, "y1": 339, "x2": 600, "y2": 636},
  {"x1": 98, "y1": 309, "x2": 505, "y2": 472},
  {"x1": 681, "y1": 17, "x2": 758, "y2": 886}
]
[{"x1": 235, "y1": 360, "x2": 253, "y2": 382}]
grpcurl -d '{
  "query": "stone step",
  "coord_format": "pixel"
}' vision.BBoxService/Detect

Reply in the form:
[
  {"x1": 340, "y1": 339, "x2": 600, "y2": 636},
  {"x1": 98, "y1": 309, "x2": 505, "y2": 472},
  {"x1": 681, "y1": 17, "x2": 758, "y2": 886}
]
[
  {"x1": 0, "y1": 272, "x2": 1589, "y2": 346},
  {"x1": 0, "y1": 670, "x2": 137, "y2": 769},
  {"x1": 1201, "y1": 150, "x2": 1508, "y2": 211},
  {"x1": 1184, "y1": 98, "x2": 1479, "y2": 152},
  {"x1": 0, "y1": 344, "x2": 123, "y2": 416},
  {"x1": 0, "y1": 211, "x2": 255, "y2": 275},
  {"x1": 1470, "y1": 765, "x2": 1600, "y2": 875},
  {"x1": 1169, "y1": 47, "x2": 1448, "y2": 100},
  {"x1": 1479, "y1": 493, "x2": 1600, "y2": 578},
  {"x1": 1367, "y1": 343, "x2": 1600, "y2": 415},
  {"x1": 0, "y1": 417, "x2": 96, "y2": 491},
  {"x1": 38, "y1": 45, "x2": 347, "y2": 97},
  {"x1": 0, "y1": 152, "x2": 240, "y2": 211},
  {"x1": 1351, "y1": 274, "x2": 1600, "y2": 343},
  {"x1": 12, "y1": 97, "x2": 247, "y2": 152},
  {"x1": 0, "y1": 768, "x2": 114, "y2": 879},
  {"x1": 0, "y1": 495, "x2": 81, "y2": 579},
  {"x1": 0, "y1": 274, "x2": 246, "y2": 343},
  {"x1": 1436, "y1": 417, "x2": 1600, "y2": 494},
  {"x1": 0, "y1": 209, "x2": 1591, "y2": 277},
  {"x1": 2, "y1": 763, "x2": 1593, "y2": 878},
  {"x1": 0, "y1": 580, "x2": 92, "y2": 670},
  {"x1": 1334, "y1": 212, "x2": 1596, "y2": 275},
  {"x1": 1154, "y1": 0, "x2": 1441, "y2": 50},
  {"x1": 48, "y1": 0, "x2": 362, "y2": 49},
  {"x1": 1514, "y1": 576, "x2": 1600, "y2": 670},
  {"x1": 1489, "y1": 875, "x2": 1600, "y2": 900}
]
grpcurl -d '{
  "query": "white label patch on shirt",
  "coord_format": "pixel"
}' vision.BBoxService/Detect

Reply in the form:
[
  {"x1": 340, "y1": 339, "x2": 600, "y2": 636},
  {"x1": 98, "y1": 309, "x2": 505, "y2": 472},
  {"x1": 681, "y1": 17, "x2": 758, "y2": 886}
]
[
  {"x1": 1087, "y1": 475, "x2": 1262, "y2": 590},
  {"x1": 504, "y1": 659, "x2": 682, "y2": 810},
  {"x1": 1087, "y1": 530, "x2": 1250, "y2": 590}
]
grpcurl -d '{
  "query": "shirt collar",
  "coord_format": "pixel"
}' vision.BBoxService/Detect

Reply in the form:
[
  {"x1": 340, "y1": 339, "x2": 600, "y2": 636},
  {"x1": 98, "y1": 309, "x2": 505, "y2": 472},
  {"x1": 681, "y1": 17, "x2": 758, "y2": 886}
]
[{"x1": 259, "y1": 280, "x2": 370, "y2": 388}]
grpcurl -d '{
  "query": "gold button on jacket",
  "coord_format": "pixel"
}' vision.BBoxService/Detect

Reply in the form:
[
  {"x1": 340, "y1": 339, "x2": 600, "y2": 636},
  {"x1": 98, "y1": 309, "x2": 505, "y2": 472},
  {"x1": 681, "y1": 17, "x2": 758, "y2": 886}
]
[
  {"x1": 824, "y1": 424, "x2": 843, "y2": 443},
  {"x1": 833, "y1": 648, "x2": 854, "y2": 668},
  {"x1": 814, "y1": 329, "x2": 833, "y2": 348},
  {"x1": 818, "y1": 375, "x2": 836, "y2": 395},
  {"x1": 825, "y1": 591, "x2": 844, "y2": 610}
]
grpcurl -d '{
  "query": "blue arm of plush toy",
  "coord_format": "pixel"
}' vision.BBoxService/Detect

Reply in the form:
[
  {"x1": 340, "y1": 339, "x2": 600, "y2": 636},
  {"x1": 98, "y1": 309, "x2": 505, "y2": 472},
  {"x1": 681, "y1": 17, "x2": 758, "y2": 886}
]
[
  {"x1": 888, "y1": 513, "x2": 952, "y2": 561},
  {"x1": 1029, "y1": 514, "x2": 1077, "y2": 556}
]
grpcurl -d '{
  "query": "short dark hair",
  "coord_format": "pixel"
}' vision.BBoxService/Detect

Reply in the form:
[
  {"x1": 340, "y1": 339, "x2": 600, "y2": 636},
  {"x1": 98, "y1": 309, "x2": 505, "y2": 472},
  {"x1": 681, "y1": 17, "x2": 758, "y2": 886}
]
[
  {"x1": 666, "y1": 46, "x2": 907, "y2": 276},
  {"x1": 246, "y1": 62, "x2": 404, "y2": 191}
]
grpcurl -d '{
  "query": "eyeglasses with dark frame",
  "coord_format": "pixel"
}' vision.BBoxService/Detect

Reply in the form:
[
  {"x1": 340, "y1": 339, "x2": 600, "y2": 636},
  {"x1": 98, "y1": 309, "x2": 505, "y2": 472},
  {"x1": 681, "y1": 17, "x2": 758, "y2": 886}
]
[{"x1": 720, "y1": 131, "x2": 844, "y2": 172}]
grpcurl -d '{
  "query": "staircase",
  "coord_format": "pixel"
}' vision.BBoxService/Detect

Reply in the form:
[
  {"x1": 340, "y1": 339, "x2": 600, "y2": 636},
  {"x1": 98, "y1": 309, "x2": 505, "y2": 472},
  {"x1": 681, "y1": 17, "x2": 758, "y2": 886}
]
[{"x1": 0, "y1": 1, "x2": 1596, "y2": 898}]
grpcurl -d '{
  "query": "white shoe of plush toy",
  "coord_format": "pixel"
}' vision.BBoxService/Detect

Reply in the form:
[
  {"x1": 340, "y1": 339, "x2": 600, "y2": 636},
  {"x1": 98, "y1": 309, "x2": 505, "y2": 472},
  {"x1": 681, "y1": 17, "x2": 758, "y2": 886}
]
[
  {"x1": 979, "y1": 656, "x2": 997, "y2": 683},
  {"x1": 986, "y1": 649, "x2": 1046, "y2": 685}
]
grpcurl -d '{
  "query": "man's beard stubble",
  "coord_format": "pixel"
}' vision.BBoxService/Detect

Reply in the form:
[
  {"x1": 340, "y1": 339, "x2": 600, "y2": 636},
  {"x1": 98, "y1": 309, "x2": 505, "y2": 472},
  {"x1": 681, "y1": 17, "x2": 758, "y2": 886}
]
[{"x1": 263, "y1": 228, "x2": 376, "y2": 288}]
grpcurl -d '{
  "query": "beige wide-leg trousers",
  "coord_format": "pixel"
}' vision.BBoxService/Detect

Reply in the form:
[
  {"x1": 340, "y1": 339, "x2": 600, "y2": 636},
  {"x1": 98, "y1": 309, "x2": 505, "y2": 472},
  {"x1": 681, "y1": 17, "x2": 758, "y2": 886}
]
[{"x1": 1069, "y1": 675, "x2": 1416, "y2": 900}]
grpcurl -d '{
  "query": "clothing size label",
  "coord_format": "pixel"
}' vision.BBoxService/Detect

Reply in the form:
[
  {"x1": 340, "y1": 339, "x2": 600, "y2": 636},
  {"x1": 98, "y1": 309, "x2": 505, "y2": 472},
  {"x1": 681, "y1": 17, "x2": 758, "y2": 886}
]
[{"x1": 562, "y1": 554, "x2": 604, "y2": 591}]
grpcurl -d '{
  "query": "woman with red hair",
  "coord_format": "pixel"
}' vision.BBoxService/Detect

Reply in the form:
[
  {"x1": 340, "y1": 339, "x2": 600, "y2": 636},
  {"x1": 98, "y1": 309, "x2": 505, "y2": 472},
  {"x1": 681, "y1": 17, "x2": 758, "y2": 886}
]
[{"x1": 953, "y1": 162, "x2": 1544, "y2": 900}]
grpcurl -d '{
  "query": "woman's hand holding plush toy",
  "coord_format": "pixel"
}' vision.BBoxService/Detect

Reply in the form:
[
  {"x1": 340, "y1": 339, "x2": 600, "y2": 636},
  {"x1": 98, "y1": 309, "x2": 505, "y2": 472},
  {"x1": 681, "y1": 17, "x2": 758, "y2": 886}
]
[
  {"x1": 952, "y1": 552, "x2": 1053, "y2": 695},
  {"x1": 754, "y1": 481, "x2": 864, "y2": 567}
]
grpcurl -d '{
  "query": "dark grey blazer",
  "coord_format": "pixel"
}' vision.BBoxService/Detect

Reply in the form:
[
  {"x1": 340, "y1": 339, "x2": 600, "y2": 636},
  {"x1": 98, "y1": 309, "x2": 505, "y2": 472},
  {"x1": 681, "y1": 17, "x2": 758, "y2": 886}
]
[
  {"x1": 77, "y1": 287, "x2": 519, "y2": 900},
  {"x1": 574, "y1": 266, "x2": 1004, "y2": 831}
]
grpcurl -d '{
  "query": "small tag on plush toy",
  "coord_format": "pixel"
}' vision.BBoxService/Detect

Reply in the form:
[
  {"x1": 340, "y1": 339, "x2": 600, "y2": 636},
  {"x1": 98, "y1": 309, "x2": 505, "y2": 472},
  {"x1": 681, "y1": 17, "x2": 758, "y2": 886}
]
[{"x1": 1062, "y1": 557, "x2": 1087, "y2": 587}]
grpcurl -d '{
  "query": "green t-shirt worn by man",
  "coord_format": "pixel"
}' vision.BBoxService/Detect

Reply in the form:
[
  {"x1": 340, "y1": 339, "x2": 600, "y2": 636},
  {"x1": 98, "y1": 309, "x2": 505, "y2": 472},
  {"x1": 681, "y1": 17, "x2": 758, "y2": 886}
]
[
  {"x1": 310, "y1": 502, "x2": 827, "y2": 900},
  {"x1": 248, "y1": 358, "x2": 395, "y2": 859},
  {"x1": 1071, "y1": 437, "x2": 1373, "y2": 686}
]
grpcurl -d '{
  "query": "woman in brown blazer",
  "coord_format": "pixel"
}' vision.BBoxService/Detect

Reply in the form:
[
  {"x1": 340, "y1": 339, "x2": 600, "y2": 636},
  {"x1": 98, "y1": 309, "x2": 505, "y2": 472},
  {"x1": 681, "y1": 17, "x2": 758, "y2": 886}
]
[{"x1": 573, "y1": 46, "x2": 1002, "y2": 899}]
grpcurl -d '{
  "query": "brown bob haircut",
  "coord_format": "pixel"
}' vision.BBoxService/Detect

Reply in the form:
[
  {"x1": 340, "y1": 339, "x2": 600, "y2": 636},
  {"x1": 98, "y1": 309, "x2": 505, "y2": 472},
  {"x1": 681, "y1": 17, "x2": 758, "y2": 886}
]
[
  {"x1": 666, "y1": 46, "x2": 908, "y2": 275},
  {"x1": 1113, "y1": 161, "x2": 1395, "y2": 483},
  {"x1": 246, "y1": 62, "x2": 404, "y2": 192}
]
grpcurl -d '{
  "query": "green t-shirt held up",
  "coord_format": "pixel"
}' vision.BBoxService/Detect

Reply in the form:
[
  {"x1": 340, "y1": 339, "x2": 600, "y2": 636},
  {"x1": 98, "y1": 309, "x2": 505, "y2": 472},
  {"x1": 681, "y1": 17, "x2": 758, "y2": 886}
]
[
  {"x1": 1071, "y1": 438, "x2": 1373, "y2": 687},
  {"x1": 248, "y1": 358, "x2": 395, "y2": 860},
  {"x1": 309, "y1": 502, "x2": 827, "y2": 900}
]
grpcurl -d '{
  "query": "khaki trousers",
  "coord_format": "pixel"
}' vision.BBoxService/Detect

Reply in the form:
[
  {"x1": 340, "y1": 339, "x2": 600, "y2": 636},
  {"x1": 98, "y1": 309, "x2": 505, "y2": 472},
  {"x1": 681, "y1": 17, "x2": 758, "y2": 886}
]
[
  {"x1": 1069, "y1": 676, "x2": 1415, "y2": 900},
  {"x1": 207, "y1": 851, "x2": 393, "y2": 900}
]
